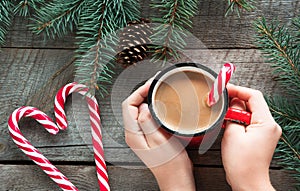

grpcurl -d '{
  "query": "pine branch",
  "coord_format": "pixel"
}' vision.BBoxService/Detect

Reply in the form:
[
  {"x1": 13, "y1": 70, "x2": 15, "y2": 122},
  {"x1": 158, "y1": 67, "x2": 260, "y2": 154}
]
[
  {"x1": 278, "y1": 132, "x2": 300, "y2": 189},
  {"x1": 293, "y1": 17, "x2": 300, "y2": 51},
  {"x1": 75, "y1": 0, "x2": 140, "y2": 95},
  {"x1": 255, "y1": 17, "x2": 300, "y2": 99},
  {"x1": 255, "y1": 17, "x2": 300, "y2": 189},
  {"x1": 225, "y1": 0, "x2": 256, "y2": 17},
  {"x1": 266, "y1": 97, "x2": 300, "y2": 188},
  {"x1": 13, "y1": 0, "x2": 45, "y2": 16},
  {"x1": 150, "y1": 0, "x2": 199, "y2": 62},
  {"x1": 30, "y1": 0, "x2": 84, "y2": 39},
  {"x1": 0, "y1": 0, "x2": 13, "y2": 46}
]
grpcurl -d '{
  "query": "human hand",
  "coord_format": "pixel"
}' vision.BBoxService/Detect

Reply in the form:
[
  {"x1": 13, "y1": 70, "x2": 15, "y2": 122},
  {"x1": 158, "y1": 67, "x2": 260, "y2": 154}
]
[
  {"x1": 221, "y1": 84, "x2": 282, "y2": 191},
  {"x1": 122, "y1": 79, "x2": 196, "y2": 191}
]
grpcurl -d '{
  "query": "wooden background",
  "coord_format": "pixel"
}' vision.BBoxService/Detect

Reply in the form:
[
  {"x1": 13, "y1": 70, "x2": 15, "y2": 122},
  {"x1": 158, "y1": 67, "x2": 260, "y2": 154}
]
[{"x1": 0, "y1": 0, "x2": 299, "y2": 190}]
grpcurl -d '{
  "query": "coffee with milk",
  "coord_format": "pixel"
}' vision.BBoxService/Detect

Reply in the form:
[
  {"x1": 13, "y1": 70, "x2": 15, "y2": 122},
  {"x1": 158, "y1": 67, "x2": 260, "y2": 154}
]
[{"x1": 152, "y1": 69, "x2": 223, "y2": 134}]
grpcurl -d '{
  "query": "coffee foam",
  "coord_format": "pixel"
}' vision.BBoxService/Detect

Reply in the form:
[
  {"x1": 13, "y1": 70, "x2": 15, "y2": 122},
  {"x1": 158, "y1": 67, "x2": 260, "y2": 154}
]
[{"x1": 152, "y1": 66, "x2": 224, "y2": 135}]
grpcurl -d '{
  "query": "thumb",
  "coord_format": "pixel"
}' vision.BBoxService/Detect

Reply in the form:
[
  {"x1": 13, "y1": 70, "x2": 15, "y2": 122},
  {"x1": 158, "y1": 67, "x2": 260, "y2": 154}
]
[{"x1": 223, "y1": 98, "x2": 247, "y2": 138}]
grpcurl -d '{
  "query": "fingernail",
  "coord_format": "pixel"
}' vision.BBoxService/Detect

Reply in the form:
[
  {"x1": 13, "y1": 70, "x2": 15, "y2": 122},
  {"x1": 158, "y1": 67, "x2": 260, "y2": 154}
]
[{"x1": 139, "y1": 103, "x2": 148, "y2": 111}]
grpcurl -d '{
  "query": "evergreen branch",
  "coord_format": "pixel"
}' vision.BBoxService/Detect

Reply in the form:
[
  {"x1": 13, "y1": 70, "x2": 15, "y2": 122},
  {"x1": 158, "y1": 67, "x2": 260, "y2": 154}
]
[
  {"x1": 257, "y1": 17, "x2": 300, "y2": 188},
  {"x1": 255, "y1": 17, "x2": 300, "y2": 99},
  {"x1": 13, "y1": 0, "x2": 45, "y2": 16},
  {"x1": 76, "y1": 0, "x2": 115, "y2": 95},
  {"x1": 268, "y1": 97, "x2": 300, "y2": 124},
  {"x1": 30, "y1": 0, "x2": 84, "y2": 39},
  {"x1": 267, "y1": 96, "x2": 300, "y2": 187},
  {"x1": 75, "y1": 0, "x2": 140, "y2": 95},
  {"x1": 276, "y1": 129, "x2": 300, "y2": 187},
  {"x1": 280, "y1": 136, "x2": 300, "y2": 161},
  {"x1": 150, "y1": 0, "x2": 198, "y2": 62},
  {"x1": 257, "y1": 22, "x2": 298, "y2": 76},
  {"x1": 14, "y1": 0, "x2": 30, "y2": 16},
  {"x1": 0, "y1": 0, "x2": 13, "y2": 46},
  {"x1": 270, "y1": 107, "x2": 300, "y2": 124},
  {"x1": 293, "y1": 17, "x2": 300, "y2": 50},
  {"x1": 225, "y1": 0, "x2": 256, "y2": 17}
]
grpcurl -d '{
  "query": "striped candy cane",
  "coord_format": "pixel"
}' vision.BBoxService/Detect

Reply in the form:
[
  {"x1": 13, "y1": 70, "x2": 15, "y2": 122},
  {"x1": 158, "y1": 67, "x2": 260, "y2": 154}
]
[
  {"x1": 54, "y1": 82, "x2": 109, "y2": 191},
  {"x1": 207, "y1": 63, "x2": 236, "y2": 107},
  {"x1": 8, "y1": 82, "x2": 109, "y2": 191},
  {"x1": 8, "y1": 106, "x2": 78, "y2": 191}
]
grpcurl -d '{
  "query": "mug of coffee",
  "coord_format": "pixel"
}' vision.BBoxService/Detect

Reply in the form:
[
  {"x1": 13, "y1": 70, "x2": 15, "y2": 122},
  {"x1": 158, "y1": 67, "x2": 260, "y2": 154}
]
[{"x1": 148, "y1": 63, "x2": 251, "y2": 146}]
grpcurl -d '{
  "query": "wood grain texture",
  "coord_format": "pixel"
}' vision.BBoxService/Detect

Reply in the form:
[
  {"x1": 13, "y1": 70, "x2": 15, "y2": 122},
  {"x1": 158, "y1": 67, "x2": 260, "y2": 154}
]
[
  {"x1": 0, "y1": 47, "x2": 295, "y2": 190},
  {"x1": 0, "y1": 0, "x2": 298, "y2": 190},
  {"x1": 0, "y1": 144, "x2": 283, "y2": 169},
  {"x1": 0, "y1": 48, "x2": 284, "y2": 174},
  {"x1": 5, "y1": 16, "x2": 76, "y2": 49},
  {"x1": 0, "y1": 49, "x2": 74, "y2": 110},
  {"x1": 3, "y1": 0, "x2": 299, "y2": 49},
  {"x1": 0, "y1": 165, "x2": 295, "y2": 191},
  {"x1": 0, "y1": 49, "x2": 280, "y2": 153},
  {"x1": 0, "y1": 48, "x2": 75, "y2": 161}
]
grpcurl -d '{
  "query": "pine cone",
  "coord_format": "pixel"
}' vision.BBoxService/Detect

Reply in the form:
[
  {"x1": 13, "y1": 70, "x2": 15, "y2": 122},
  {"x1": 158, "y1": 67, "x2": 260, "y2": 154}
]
[{"x1": 116, "y1": 19, "x2": 152, "y2": 67}]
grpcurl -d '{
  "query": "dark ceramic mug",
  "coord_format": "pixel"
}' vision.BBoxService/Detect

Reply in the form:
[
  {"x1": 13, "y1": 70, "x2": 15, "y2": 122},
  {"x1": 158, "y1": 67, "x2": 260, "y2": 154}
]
[{"x1": 148, "y1": 63, "x2": 251, "y2": 146}]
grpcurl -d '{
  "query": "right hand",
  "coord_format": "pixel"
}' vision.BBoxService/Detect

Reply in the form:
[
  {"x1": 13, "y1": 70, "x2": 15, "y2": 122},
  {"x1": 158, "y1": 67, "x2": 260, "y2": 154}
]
[
  {"x1": 221, "y1": 84, "x2": 282, "y2": 191},
  {"x1": 122, "y1": 79, "x2": 195, "y2": 191}
]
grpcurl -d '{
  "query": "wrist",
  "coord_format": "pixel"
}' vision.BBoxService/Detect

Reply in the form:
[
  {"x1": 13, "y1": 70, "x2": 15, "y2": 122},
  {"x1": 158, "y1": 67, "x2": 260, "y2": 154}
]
[
  {"x1": 153, "y1": 163, "x2": 195, "y2": 191},
  {"x1": 151, "y1": 152, "x2": 195, "y2": 191},
  {"x1": 155, "y1": 172, "x2": 195, "y2": 191}
]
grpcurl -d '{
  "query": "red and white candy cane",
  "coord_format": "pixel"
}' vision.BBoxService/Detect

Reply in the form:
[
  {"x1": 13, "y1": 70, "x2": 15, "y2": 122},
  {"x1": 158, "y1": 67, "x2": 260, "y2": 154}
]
[
  {"x1": 55, "y1": 82, "x2": 109, "y2": 191},
  {"x1": 8, "y1": 82, "x2": 109, "y2": 191},
  {"x1": 207, "y1": 63, "x2": 236, "y2": 107},
  {"x1": 8, "y1": 106, "x2": 78, "y2": 191}
]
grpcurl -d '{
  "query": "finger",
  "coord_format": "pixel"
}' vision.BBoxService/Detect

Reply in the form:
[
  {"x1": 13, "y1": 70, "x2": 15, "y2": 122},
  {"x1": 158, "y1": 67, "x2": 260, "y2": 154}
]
[
  {"x1": 122, "y1": 78, "x2": 154, "y2": 133},
  {"x1": 130, "y1": 136, "x2": 185, "y2": 168},
  {"x1": 124, "y1": 78, "x2": 153, "y2": 107},
  {"x1": 230, "y1": 97, "x2": 246, "y2": 110},
  {"x1": 138, "y1": 103, "x2": 170, "y2": 147},
  {"x1": 138, "y1": 103, "x2": 160, "y2": 134},
  {"x1": 224, "y1": 98, "x2": 247, "y2": 137},
  {"x1": 122, "y1": 104, "x2": 142, "y2": 133},
  {"x1": 125, "y1": 129, "x2": 149, "y2": 149},
  {"x1": 226, "y1": 84, "x2": 273, "y2": 122},
  {"x1": 136, "y1": 104, "x2": 185, "y2": 168},
  {"x1": 226, "y1": 84, "x2": 268, "y2": 110}
]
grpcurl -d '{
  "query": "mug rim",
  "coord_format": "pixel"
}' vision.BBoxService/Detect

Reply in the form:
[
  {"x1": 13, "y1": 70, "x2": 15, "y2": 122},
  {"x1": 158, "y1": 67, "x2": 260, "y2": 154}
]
[{"x1": 148, "y1": 62, "x2": 229, "y2": 137}]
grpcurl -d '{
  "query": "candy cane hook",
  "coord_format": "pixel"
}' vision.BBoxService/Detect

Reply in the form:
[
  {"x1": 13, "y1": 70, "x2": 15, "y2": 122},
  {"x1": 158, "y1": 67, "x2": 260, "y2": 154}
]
[
  {"x1": 54, "y1": 82, "x2": 109, "y2": 191},
  {"x1": 8, "y1": 82, "x2": 109, "y2": 191},
  {"x1": 8, "y1": 106, "x2": 78, "y2": 191}
]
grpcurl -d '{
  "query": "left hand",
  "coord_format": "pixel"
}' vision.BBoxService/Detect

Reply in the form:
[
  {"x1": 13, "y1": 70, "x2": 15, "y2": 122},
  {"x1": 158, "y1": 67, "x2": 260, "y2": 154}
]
[{"x1": 122, "y1": 79, "x2": 196, "y2": 191}]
